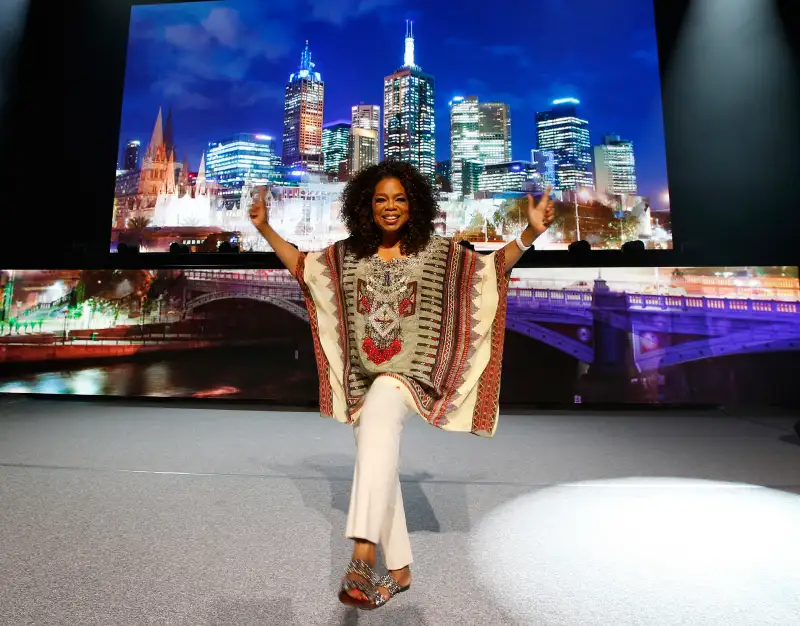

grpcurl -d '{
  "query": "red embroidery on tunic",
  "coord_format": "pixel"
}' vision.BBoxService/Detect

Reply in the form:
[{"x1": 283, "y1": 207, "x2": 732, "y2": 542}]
[{"x1": 357, "y1": 277, "x2": 417, "y2": 365}]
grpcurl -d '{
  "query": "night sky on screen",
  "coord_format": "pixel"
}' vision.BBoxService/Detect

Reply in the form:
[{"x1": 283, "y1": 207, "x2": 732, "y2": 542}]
[{"x1": 118, "y1": 0, "x2": 669, "y2": 205}]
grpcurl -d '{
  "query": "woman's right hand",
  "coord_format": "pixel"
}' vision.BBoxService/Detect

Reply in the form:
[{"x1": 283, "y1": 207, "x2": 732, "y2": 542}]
[{"x1": 249, "y1": 187, "x2": 268, "y2": 229}]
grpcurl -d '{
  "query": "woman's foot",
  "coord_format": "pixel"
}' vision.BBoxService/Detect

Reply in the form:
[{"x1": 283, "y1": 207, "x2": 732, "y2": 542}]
[
  {"x1": 376, "y1": 565, "x2": 412, "y2": 602},
  {"x1": 341, "y1": 540, "x2": 379, "y2": 604},
  {"x1": 341, "y1": 541, "x2": 413, "y2": 605}
]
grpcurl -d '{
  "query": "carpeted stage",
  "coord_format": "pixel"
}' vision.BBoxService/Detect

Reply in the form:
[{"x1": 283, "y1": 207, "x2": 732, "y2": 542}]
[{"x1": 1, "y1": 397, "x2": 798, "y2": 625}]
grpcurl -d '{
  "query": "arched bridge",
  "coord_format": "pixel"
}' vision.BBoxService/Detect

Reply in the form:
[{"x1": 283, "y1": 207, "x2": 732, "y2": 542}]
[
  {"x1": 181, "y1": 270, "x2": 800, "y2": 371},
  {"x1": 184, "y1": 290, "x2": 308, "y2": 322}
]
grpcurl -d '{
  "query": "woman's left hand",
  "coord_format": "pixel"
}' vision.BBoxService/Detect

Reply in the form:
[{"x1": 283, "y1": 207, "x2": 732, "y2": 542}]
[{"x1": 526, "y1": 186, "x2": 555, "y2": 235}]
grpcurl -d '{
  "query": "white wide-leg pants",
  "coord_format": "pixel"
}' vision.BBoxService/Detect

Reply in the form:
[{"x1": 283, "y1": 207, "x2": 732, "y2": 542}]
[{"x1": 345, "y1": 375, "x2": 413, "y2": 570}]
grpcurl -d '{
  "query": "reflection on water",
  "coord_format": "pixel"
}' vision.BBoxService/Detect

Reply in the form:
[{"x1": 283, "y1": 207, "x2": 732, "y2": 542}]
[{"x1": 0, "y1": 346, "x2": 319, "y2": 404}]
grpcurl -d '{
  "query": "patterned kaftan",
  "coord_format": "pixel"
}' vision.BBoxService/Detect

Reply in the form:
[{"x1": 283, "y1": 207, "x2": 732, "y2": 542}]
[{"x1": 295, "y1": 235, "x2": 509, "y2": 437}]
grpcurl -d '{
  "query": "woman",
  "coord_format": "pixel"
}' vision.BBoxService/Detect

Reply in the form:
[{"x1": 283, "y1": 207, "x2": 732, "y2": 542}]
[{"x1": 249, "y1": 161, "x2": 553, "y2": 609}]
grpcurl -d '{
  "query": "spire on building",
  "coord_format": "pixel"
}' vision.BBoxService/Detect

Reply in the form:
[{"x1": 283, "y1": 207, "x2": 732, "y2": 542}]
[
  {"x1": 147, "y1": 107, "x2": 164, "y2": 159},
  {"x1": 179, "y1": 154, "x2": 190, "y2": 186},
  {"x1": 196, "y1": 153, "x2": 207, "y2": 194},
  {"x1": 300, "y1": 40, "x2": 313, "y2": 73},
  {"x1": 164, "y1": 108, "x2": 175, "y2": 157},
  {"x1": 164, "y1": 150, "x2": 176, "y2": 195},
  {"x1": 403, "y1": 20, "x2": 416, "y2": 68},
  {"x1": 289, "y1": 40, "x2": 321, "y2": 82}
]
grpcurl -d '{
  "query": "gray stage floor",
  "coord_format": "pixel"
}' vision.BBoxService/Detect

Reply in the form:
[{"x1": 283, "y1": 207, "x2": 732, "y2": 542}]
[{"x1": 0, "y1": 397, "x2": 798, "y2": 626}]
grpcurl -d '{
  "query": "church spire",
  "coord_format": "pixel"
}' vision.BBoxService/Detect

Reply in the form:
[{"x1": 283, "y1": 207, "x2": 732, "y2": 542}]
[
  {"x1": 163, "y1": 108, "x2": 175, "y2": 157},
  {"x1": 196, "y1": 153, "x2": 207, "y2": 195},
  {"x1": 164, "y1": 150, "x2": 176, "y2": 195},
  {"x1": 147, "y1": 107, "x2": 164, "y2": 159}
]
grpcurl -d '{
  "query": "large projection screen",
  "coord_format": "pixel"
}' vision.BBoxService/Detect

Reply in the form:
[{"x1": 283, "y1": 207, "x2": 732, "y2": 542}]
[{"x1": 111, "y1": 0, "x2": 672, "y2": 253}]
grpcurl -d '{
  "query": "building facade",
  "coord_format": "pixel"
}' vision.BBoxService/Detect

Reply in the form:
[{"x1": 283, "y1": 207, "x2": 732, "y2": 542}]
[
  {"x1": 593, "y1": 134, "x2": 638, "y2": 195},
  {"x1": 479, "y1": 161, "x2": 540, "y2": 193},
  {"x1": 322, "y1": 122, "x2": 350, "y2": 178},
  {"x1": 535, "y1": 98, "x2": 593, "y2": 191},
  {"x1": 450, "y1": 96, "x2": 480, "y2": 196},
  {"x1": 205, "y1": 133, "x2": 281, "y2": 205},
  {"x1": 122, "y1": 140, "x2": 140, "y2": 171},
  {"x1": 479, "y1": 102, "x2": 512, "y2": 165},
  {"x1": 351, "y1": 104, "x2": 381, "y2": 133},
  {"x1": 349, "y1": 127, "x2": 379, "y2": 175},
  {"x1": 450, "y1": 97, "x2": 512, "y2": 196}
]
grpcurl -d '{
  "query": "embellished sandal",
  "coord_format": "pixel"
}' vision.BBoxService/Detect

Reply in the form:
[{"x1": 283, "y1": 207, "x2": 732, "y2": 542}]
[
  {"x1": 366, "y1": 573, "x2": 412, "y2": 610},
  {"x1": 338, "y1": 559, "x2": 381, "y2": 608}
]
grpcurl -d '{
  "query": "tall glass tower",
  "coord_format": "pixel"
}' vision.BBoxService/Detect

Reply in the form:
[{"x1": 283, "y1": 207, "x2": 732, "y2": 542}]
[
  {"x1": 479, "y1": 102, "x2": 512, "y2": 165},
  {"x1": 449, "y1": 96, "x2": 480, "y2": 196},
  {"x1": 282, "y1": 42, "x2": 325, "y2": 173},
  {"x1": 349, "y1": 127, "x2": 379, "y2": 175},
  {"x1": 205, "y1": 133, "x2": 281, "y2": 204},
  {"x1": 383, "y1": 21, "x2": 436, "y2": 182},
  {"x1": 535, "y1": 98, "x2": 593, "y2": 190},
  {"x1": 122, "y1": 140, "x2": 141, "y2": 171},
  {"x1": 593, "y1": 134, "x2": 637, "y2": 195},
  {"x1": 322, "y1": 122, "x2": 350, "y2": 177},
  {"x1": 350, "y1": 104, "x2": 380, "y2": 171}
]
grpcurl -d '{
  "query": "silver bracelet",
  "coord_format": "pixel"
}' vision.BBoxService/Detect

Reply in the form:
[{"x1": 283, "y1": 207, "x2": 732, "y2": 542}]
[{"x1": 515, "y1": 234, "x2": 533, "y2": 252}]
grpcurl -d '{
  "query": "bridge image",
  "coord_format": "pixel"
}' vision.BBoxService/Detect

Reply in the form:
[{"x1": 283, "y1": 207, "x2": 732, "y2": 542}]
[{"x1": 181, "y1": 270, "x2": 800, "y2": 374}]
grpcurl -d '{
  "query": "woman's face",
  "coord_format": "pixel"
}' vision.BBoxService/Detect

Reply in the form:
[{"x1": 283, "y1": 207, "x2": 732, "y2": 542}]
[{"x1": 372, "y1": 177, "x2": 410, "y2": 236}]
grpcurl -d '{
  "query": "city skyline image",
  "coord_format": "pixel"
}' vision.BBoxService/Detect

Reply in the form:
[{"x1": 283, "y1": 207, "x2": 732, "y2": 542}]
[{"x1": 114, "y1": 0, "x2": 671, "y2": 253}]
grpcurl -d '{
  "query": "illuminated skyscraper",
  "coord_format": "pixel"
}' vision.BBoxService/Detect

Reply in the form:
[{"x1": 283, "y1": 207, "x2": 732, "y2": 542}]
[
  {"x1": 593, "y1": 134, "x2": 638, "y2": 195},
  {"x1": 349, "y1": 127, "x2": 379, "y2": 175},
  {"x1": 535, "y1": 98, "x2": 593, "y2": 190},
  {"x1": 449, "y1": 96, "x2": 480, "y2": 196},
  {"x1": 283, "y1": 41, "x2": 325, "y2": 173},
  {"x1": 206, "y1": 133, "x2": 281, "y2": 204},
  {"x1": 383, "y1": 21, "x2": 435, "y2": 181},
  {"x1": 352, "y1": 104, "x2": 381, "y2": 133},
  {"x1": 450, "y1": 97, "x2": 512, "y2": 195},
  {"x1": 479, "y1": 102, "x2": 512, "y2": 164},
  {"x1": 531, "y1": 149, "x2": 557, "y2": 189},
  {"x1": 479, "y1": 161, "x2": 539, "y2": 193},
  {"x1": 122, "y1": 140, "x2": 140, "y2": 171},
  {"x1": 349, "y1": 105, "x2": 380, "y2": 172},
  {"x1": 322, "y1": 122, "x2": 350, "y2": 177}
]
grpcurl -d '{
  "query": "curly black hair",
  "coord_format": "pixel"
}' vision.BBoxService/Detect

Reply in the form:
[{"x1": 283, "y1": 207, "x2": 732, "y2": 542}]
[{"x1": 340, "y1": 160, "x2": 438, "y2": 259}]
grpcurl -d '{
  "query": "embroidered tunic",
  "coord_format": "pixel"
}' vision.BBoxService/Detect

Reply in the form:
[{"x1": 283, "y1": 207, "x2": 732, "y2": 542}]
[{"x1": 296, "y1": 235, "x2": 509, "y2": 437}]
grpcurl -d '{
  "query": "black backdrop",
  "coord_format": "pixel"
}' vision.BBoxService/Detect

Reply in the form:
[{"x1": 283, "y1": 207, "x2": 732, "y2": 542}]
[{"x1": 1, "y1": 0, "x2": 799, "y2": 267}]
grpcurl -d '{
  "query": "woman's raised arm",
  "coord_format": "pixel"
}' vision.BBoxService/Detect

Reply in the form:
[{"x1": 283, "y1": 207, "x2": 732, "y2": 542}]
[{"x1": 249, "y1": 186, "x2": 302, "y2": 278}]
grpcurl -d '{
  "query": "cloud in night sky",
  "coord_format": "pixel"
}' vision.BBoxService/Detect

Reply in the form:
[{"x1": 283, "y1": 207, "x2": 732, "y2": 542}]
[
  {"x1": 306, "y1": 0, "x2": 400, "y2": 25},
  {"x1": 483, "y1": 44, "x2": 531, "y2": 68}
]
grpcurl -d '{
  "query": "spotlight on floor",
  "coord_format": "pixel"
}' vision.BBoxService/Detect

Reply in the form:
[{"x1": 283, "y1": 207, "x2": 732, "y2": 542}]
[
  {"x1": 568, "y1": 240, "x2": 591, "y2": 256},
  {"x1": 471, "y1": 478, "x2": 800, "y2": 626}
]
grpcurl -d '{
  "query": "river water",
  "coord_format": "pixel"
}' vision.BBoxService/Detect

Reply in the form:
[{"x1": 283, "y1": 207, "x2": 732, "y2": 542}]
[{"x1": 0, "y1": 344, "x2": 320, "y2": 405}]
